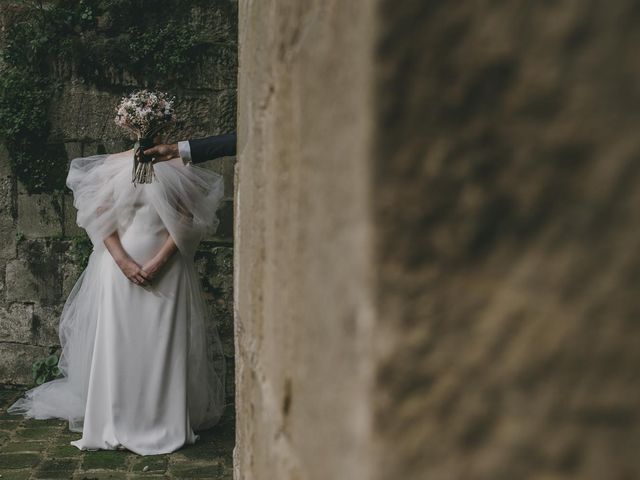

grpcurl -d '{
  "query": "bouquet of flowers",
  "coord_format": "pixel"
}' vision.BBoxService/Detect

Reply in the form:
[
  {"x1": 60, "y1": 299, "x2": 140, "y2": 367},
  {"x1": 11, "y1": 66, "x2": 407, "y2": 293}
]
[{"x1": 114, "y1": 89, "x2": 176, "y2": 185}]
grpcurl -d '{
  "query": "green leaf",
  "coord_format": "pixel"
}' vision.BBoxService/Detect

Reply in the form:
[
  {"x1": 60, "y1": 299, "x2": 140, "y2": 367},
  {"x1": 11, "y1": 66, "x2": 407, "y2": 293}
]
[{"x1": 45, "y1": 355, "x2": 58, "y2": 366}]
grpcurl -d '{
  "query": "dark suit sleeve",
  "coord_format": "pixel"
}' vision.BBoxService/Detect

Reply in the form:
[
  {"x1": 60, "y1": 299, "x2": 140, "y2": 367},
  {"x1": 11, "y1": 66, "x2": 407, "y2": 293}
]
[{"x1": 188, "y1": 133, "x2": 237, "y2": 164}]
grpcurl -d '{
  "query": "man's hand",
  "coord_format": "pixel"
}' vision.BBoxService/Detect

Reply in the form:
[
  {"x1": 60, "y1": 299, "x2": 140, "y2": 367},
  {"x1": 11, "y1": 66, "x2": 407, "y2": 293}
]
[{"x1": 144, "y1": 143, "x2": 179, "y2": 164}]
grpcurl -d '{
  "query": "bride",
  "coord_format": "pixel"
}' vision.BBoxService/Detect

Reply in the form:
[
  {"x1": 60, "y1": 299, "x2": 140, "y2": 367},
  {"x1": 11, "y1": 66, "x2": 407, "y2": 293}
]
[{"x1": 7, "y1": 136, "x2": 227, "y2": 456}]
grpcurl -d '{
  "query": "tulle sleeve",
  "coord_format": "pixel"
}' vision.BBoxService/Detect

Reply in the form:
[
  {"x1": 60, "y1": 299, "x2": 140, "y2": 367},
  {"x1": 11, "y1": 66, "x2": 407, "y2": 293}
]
[
  {"x1": 66, "y1": 151, "x2": 224, "y2": 259},
  {"x1": 148, "y1": 157, "x2": 224, "y2": 258},
  {"x1": 65, "y1": 153, "x2": 124, "y2": 250}
]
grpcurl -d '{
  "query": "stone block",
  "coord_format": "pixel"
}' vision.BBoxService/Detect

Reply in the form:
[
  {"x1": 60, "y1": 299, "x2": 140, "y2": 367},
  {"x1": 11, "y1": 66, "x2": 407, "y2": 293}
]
[
  {"x1": 131, "y1": 456, "x2": 168, "y2": 473},
  {"x1": 0, "y1": 453, "x2": 40, "y2": 469},
  {"x1": 195, "y1": 246, "x2": 233, "y2": 357},
  {"x1": 0, "y1": 469, "x2": 30, "y2": 480},
  {"x1": 36, "y1": 458, "x2": 80, "y2": 473},
  {"x1": 62, "y1": 193, "x2": 84, "y2": 238},
  {"x1": 50, "y1": 443, "x2": 82, "y2": 457},
  {"x1": 0, "y1": 263, "x2": 4, "y2": 300},
  {"x1": 2, "y1": 441, "x2": 48, "y2": 453},
  {"x1": 169, "y1": 463, "x2": 226, "y2": 478},
  {"x1": 15, "y1": 179, "x2": 27, "y2": 195},
  {"x1": 202, "y1": 198, "x2": 233, "y2": 242},
  {"x1": 47, "y1": 83, "x2": 128, "y2": 143},
  {"x1": 14, "y1": 425, "x2": 61, "y2": 441},
  {"x1": 0, "y1": 229, "x2": 16, "y2": 261},
  {"x1": 0, "y1": 303, "x2": 33, "y2": 344},
  {"x1": 80, "y1": 141, "x2": 108, "y2": 157},
  {"x1": 81, "y1": 450, "x2": 128, "y2": 470},
  {"x1": 189, "y1": 3, "x2": 238, "y2": 44},
  {"x1": 184, "y1": 45, "x2": 238, "y2": 90},
  {"x1": 0, "y1": 173, "x2": 14, "y2": 212},
  {"x1": 61, "y1": 260, "x2": 84, "y2": 299},
  {"x1": 32, "y1": 304, "x2": 63, "y2": 347},
  {"x1": 0, "y1": 342, "x2": 49, "y2": 385},
  {"x1": 199, "y1": 155, "x2": 236, "y2": 195},
  {"x1": 6, "y1": 241, "x2": 62, "y2": 304},
  {"x1": 63, "y1": 142, "x2": 82, "y2": 162},
  {"x1": 0, "y1": 143, "x2": 11, "y2": 178},
  {"x1": 160, "y1": 95, "x2": 218, "y2": 143},
  {"x1": 0, "y1": 176, "x2": 16, "y2": 260},
  {"x1": 212, "y1": 88, "x2": 238, "y2": 134},
  {"x1": 224, "y1": 355, "x2": 235, "y2": 401},
  {"x1": 16, "y1": 193, "x2": 64, "y2": 238},
  {"x1": 5, "y1": 260, "x2": 38, "y2": 303}
]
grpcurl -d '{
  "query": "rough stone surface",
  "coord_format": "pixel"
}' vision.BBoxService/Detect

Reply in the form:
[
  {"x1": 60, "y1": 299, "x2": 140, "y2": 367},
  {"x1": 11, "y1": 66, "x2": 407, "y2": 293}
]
[
  {"x1": 236, "y1": 1, "x2": 375, "y2": 479},
  {"x1": 16, "y1": 193, "x2": 64, "y2": 239},
  {"x1": 0, "y1": 173, "x2": 16, "y2": 260},
  {"x1": 0, "y1": 304, "x2": 33, "y2": 344},
  {"x1": 0, "y1": 344, "x2": 49, "y2": 385},
  {"x1": 5, "y1": 260, "x2": 40, "y2": 304},
  {"x1": 62, "y1": 193, "x2": 85, "y2": 238},
  {"x1": 236, "y1": 0, "x2": 640, "y2": 479},
  {"x1": 32, "y1": 304, "x2": 64, "y2": 347}
]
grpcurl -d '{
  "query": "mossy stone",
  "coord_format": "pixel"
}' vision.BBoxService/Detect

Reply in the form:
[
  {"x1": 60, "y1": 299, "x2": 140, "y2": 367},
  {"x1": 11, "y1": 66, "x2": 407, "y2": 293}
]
[
  {"x1": 74, "y1": 472, "x2": 127, "y2": 479},
  {"x1": 0, "y1": 469, "x2": 32, "y2": 480},
  {"x1": 14, "y1": 426, "x2": 61, "y2": 440},
  {"x1": 2, "y1": 441, "x2": 48, "y2": 453},
  {"x1": 81, "y1": 450, "x2": 128, "y2": 470},
  {"x1": 131, "y1": 455, "x2": 168, "y2": 472},
  {"x1": 50, "y1": 443, "x2": 83, "y2": 457},
  {"x1": 0, "y1": 453, "x2": 40, "y2": 469},
  {"x1": 169, "y1": 462, "x2": 224, "y2": 478},
  {"x1": 37, "y1": 458, "x2": 79, "y2": 471}
]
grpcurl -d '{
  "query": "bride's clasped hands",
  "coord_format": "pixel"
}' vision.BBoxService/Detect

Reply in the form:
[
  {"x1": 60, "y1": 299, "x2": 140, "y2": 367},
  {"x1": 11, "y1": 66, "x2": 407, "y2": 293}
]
[
  {"x1": 104, "y1": 230, "x2": 177, "y2": 286},
  {"x1": 118, "y1": 252, "x2": 169, "y2": 286}
]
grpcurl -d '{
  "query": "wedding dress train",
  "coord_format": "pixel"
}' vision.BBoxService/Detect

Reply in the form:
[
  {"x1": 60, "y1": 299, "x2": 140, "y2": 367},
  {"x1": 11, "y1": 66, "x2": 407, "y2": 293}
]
[{"x1": 7, "y1": 149, "x2": 226, "y2": 455}]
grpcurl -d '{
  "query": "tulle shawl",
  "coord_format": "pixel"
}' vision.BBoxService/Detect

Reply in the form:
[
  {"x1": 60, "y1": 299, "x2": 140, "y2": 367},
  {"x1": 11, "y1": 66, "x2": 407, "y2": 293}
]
[{"x1": 66, "y1": 149, "x2": 224, "y2": 258}]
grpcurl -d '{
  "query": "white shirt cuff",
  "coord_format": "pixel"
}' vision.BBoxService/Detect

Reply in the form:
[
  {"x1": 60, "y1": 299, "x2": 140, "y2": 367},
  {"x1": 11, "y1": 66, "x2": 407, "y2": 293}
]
[{"x1": 178, "y1": 140, "x2": 192, "y2": 164}]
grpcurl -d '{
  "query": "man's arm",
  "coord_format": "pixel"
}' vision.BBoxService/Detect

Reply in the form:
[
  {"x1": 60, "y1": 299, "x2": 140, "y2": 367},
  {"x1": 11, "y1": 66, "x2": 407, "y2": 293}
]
[
  {"x1": 145, "y1": 133, "x2": 237, "y2": 165},
  {"x1": 186, "y1": 133, "x2": 237, "y2": 164}
]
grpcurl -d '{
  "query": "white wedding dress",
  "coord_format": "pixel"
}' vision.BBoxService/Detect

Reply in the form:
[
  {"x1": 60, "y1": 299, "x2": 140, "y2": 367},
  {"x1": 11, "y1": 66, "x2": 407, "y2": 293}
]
[{"x1": 7, "y1": 149, "x2": 226, "y2": 456}]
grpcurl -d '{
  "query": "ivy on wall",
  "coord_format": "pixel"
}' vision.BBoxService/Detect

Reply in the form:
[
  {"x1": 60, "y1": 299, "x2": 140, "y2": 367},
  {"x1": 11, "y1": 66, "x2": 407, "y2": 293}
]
[
  {"x1": 68, "y1": 234, "x2": 94, "y2": 269},
  {"x1": 0, "y1": 0, "x2": 219, "y2": 193}
]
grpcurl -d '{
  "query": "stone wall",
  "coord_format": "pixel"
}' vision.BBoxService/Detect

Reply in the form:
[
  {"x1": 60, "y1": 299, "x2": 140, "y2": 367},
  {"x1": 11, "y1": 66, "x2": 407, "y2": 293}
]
[
  {"x1": 236, "y1": 0, "x2": 640, "y2": 479},
  {"x1": 0, "y1": 0, "x2": 237, "y2": 409},
  {"x1": 235, "y1": 0, "x2": 376, "y2": 478}
]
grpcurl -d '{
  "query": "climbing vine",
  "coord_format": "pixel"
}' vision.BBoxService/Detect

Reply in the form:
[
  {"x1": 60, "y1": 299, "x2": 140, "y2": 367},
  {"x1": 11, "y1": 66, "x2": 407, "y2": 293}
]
[
  {"x1": 68, "y1": 234, "x2": 94, "y2": 269},
  {"x1": 0, "y1": 0, "x2": 218, "y2": 193}
]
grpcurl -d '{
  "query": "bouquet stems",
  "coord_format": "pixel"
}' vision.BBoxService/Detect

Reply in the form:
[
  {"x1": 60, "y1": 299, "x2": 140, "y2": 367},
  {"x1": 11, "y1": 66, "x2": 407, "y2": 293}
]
[{"x1": 132, "y1": 137, "x2": 156, "y2": 185}]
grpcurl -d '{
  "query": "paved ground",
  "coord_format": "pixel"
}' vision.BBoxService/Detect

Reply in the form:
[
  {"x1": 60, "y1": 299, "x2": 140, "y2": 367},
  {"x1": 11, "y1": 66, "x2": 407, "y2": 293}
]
[{"x1": 0, "y1": 385, "x2": 234, "y2": 480}]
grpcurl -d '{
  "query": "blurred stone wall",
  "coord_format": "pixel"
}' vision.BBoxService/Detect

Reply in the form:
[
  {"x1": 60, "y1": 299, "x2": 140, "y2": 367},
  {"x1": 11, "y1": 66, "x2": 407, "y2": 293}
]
[
  {"x1": 0, "y1": 1, "x2": 237, "y2": 407},
  {"x1": 236, "y1": 0, "x2": 640, "y2": 479}
]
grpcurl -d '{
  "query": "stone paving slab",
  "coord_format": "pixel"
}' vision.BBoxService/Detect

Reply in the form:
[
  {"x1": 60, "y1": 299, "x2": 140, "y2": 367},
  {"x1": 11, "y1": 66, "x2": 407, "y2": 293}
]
[{"x1": 0, "y1": 385, "x2": 234, "y2": 480}]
